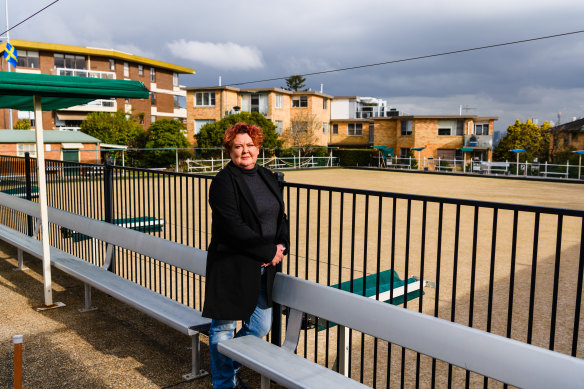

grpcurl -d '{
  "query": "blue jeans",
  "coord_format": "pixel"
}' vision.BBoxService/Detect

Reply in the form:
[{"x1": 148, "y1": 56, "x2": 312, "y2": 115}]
[{"x1": 208, "y1": 278, "x2": 272, "y2": 389}]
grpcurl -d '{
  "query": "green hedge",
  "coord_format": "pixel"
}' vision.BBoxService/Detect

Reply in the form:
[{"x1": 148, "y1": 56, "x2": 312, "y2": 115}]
[{"x1": 332, "y1": 149, "x2": 374, "y2": 167}]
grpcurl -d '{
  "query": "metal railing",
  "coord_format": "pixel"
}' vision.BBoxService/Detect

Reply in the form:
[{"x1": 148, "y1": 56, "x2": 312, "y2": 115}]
[
  {"x1": 53, "y1": 67, "x2": 116, "y2": 79},
  {"x1": 1, "y1": 153, "x2": 582, "y2": 387}
]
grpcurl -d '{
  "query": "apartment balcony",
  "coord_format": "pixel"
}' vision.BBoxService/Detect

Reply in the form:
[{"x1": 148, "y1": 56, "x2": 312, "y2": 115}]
[
  {"x1": 52, "y1": 67, "x2": 116, "y2": 79},
  {"x1": 355, "y1": 109, "x2": 399, "y2": 119},
  {"x1": 464, "y1": 134, "x2": 493, "y2": 148},
  {"x1": 61, "y1": 99, "x2": 117, "y2": 112}
]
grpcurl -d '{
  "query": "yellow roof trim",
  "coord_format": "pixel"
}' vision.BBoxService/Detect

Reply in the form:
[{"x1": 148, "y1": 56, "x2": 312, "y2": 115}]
[{"x1": 11, "y1": 39, "x2": 195, "y2": 74}]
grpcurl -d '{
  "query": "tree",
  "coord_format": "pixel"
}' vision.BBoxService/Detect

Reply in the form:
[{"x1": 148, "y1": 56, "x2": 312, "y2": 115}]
[
  {"x1": 493, "y1": 119, "x2": 551, "y2": 163},
  {"x1": 195, "y1": 112, "x2": 283, "y2": 158},
  {"x1": 285, "y1": 111, "x2": 321, "y2": 155},
  {"x1": 80, "y1": 111, "x2": 144, "y2": 146},
  {"x1": 14, "y1": 119, "x2": 31, "y2": 130},
  {"x1": 283, "y1": 75, "x2": 307, "y2": 91},
  {"x1": 142, "y1": 119, "x2": 192, "y2": 168}
]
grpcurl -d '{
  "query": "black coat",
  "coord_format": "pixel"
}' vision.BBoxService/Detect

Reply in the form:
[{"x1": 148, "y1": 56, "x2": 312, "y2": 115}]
[{"x1": 202, "y1": 161, "x2": 289, "y2": 320}]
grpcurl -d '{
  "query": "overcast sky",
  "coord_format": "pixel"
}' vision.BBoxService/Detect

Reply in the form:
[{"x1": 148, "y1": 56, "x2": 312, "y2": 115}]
[{"x1": 6, "y1": 0, "x2": 584, "y2": 132}]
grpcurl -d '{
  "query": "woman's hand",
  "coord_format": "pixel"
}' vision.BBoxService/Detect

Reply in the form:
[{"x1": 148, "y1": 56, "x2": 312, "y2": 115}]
[{"x1": 263, "y1": 244, "x2": 286, "y2": 267}]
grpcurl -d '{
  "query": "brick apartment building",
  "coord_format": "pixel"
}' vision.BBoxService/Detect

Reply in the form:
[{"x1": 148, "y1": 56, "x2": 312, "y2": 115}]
[
  {"x1": 373, "y1": 115, "x2": 498, "y2": 165},
  {"x1": 548, "y1": 117, "x2": 584, "y2": 161},
  {"x1": 187, "y1": 87, "x2": 497, "y2": 164},
  {"x1": 185, "y1": 86, "x2": 332, "y2": 146},
  {"x1": 1, "y1": 40, "x2": 195, "y2": 132}
]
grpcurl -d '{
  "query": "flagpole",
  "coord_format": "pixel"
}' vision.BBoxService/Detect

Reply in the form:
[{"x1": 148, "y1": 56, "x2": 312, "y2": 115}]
[{"x1": 5, "y1": 0, "x2": 12, "y2": 130}]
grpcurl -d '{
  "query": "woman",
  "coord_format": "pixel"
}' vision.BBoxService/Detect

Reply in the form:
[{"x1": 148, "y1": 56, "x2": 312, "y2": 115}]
[{"x1": 203, "y1": 122, "x2": 289, "y2": 389}]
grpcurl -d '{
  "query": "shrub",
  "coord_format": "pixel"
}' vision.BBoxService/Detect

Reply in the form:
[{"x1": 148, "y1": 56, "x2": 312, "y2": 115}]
[{"x1": 332, "y1": 149, "x2": 373, "y2": 167}]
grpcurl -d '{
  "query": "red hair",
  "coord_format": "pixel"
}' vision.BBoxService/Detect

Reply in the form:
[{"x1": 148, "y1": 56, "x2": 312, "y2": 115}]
[{"x1": 223, "y1": 122, "x2": 264, "y2": 153}]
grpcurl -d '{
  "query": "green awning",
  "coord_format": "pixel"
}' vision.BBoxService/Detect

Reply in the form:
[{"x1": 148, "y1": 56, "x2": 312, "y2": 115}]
[
  {"x1": 460, "y1": 147, "x2": 474, "y2": 152},
  {"x1": 0, "y1": 71, "x2": 149, "y2": 111},
  {"x1": 411, "y1": 146, "x2": 425, "y2": 151}
]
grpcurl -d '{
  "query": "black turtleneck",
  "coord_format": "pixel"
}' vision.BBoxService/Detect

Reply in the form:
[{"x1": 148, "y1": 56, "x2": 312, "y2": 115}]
[{"x1": 239, "y1": 165, "x2": 279, "y2": 243}]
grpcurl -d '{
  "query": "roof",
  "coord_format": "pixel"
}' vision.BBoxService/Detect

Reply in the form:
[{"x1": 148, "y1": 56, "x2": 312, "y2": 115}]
[
  {"x1": 0, "y1": 71, "x2": 150, "y2": 111},
  {"x1": 374, "y1": 115, "x2": 498, "y2": 121},
  {"x1": 0, "y1": 130, "x2": 101, "y2": 143},
  {"x1": 184, "y1": 85, "x2": 333, "y2": 98},
  {"x1": 12, "y1": 39, "x2": 195, "y2": 75},
  {"x1": 549, "y1": 117, "x2": 584, "y2": 133}
]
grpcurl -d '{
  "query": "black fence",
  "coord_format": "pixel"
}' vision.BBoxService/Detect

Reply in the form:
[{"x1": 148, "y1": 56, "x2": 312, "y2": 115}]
[{"x1": 1, "y1": 154, "x2": 583, "y2": 388}]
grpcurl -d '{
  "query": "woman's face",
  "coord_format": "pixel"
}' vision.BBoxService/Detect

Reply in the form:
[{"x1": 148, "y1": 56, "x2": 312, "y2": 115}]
[{"x1": 229, "y1": 133, "x2": 259, "y2": 170}]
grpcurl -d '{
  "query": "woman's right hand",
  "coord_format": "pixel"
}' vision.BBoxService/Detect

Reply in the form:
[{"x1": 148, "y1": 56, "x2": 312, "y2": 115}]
[{"x1": 263, "y1": 244, "x2": 285, "y2": 267}]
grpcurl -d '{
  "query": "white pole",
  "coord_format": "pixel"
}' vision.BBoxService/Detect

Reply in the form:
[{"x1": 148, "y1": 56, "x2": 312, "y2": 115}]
[
  {"x1": 566, "y1": 160, "x2": 570, "y2": 179},
  {"x1": 516, "y1": 153, "x2": 519, "y2": 176},
  {"x1": 175, "y1": 149, "x2": 179, "y2": 172},
  {"x1": 579, "y1": 155, "x2": 582, "y2": 180},
  {"x1": 33, "y1": 95, "x2": 53, "y2": 306}
]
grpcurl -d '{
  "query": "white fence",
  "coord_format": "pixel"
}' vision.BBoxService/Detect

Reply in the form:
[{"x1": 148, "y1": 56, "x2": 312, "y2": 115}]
[
  {"x1": 186, "y1": 155, "x2": 339, "y2": 173},
  {"x1": 376, "y1": 155, "x2": 584, "y2": 180}
]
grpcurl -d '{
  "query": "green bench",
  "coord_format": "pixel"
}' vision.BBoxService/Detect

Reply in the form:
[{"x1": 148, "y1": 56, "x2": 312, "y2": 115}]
[
  {"x1": 1, "y1": 185, "x2": 39, "y2": 199},
  {"x1": 61, "y1": 216, "x2": 164, "y2": 242}
]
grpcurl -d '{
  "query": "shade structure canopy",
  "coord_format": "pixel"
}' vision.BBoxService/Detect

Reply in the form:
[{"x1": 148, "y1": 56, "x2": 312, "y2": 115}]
[
  {"x1": 411, "y1": 146, "x2": 425, "y2": 151},
  {"x1": 459, "y1": 147, "x2": 474, "y2": 152},
  {"x1": 573, "y1": 150, "x2": 584, "y2": 155},
  {"x1": 0, "y1": 71, "x2": 149, "y2": 111},
  {"x1": 373, "y1": 145, "x2": 394, "y2": 159},
  {"x1": 0, "y1": 71, "x2": 149, "y2": 307},
  {"x1": 510, "y1": 149, "x2": 526, "y2": 153}
]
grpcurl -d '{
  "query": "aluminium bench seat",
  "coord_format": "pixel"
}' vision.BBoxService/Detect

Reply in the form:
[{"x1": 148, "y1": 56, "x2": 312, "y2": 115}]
[
  {"x1": 0, "y1": 192, "x2": 211, "y2": 380},
  {"x1": 0, "y1": 224, "x2": 209, "y2": 337},
  {"x1": 219, "y1": 273, "x2": 584, "y2": 389}
]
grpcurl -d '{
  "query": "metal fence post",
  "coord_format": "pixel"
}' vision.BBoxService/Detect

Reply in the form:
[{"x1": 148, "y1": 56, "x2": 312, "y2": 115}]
[
  {"x1": 271, "y1": 171, "x2": 285, "y2": 347},
  {"x1": 104, "y1": 157, "x2": 115, "y2": 272},
  {"x1": 24, "y1": 152, "x2": 33, "y2": 237}
]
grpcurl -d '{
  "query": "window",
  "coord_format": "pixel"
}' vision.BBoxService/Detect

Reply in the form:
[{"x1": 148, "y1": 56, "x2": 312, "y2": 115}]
[
  {"x1": 400, "y1": 120, "x2": 412, "y2": 136},
  {"x1": 173, "y1": 73, "x2": 179, "y2": 86},
  {"x1": 17, "y1": 144, "x2": 36, "y2": 157},
  {"x1": 54, "y1": 53, "x2": 85, "y2": 69},
  {"x1": 275, "y1": 94, "x2": 283, "y2": 109},
  {"x1": 195, "y1": 119, "x2": 215, "y2": 134},
  {"x1": 17, "y1": 111, "x2": 35, "y2": 127},
  {"x1": 400, "y1": 148, "x2": 411, "y2": 159},
  {"x1": 292, "y1": 96, "x2": 308, "y2": 108},
  {"x1": 456, "y1": 119, "x2": 464, "y2": 135},
  {"x1": 275, "y1": 120, "x2": 283, "y2": 135},
  {"x1": 174, "y1": 95, "x2": 181, "y2": 108},
  {"x1": 475, "y1": 123, "x2": 489, "y2": 135},
  {"x1": 323, "y1": 99, "x2": 327, "y2": 110},
  {"x1": 124, "y1": 62, "x2": 129, "y2": 77},
  {"x1": 194, "y1": 92, "x2": 216, "y2": 107},
  {"x1": 563, "y1": 133, "x2": 570, "y2": 146},
  {"x1": 150, "y1": 93, "x2": 156, "y2": 105},
  {"x1": 109, "y1": 59, "x2": 115, "y2": 70},
  {"x1": 323, "y1": 123, "x2": 328, "y2": 133},
  {"x1": 438, "y1": 120, "x2": 455, "y2": 136},
  {"x1": 151, "y1": 115, "x2": 156, "y2": 123},
  {"x1": 333, "y1": 124, "x2": 338, "y2": 134},
  {"x1": 151, "y1": 67, "x2": 156, "y2": 82},
  {"x1": 17, "y1": 50, "x2": 39, "y2": 68},
  {"x1": 348, "y1": 123, "x2": 363, "y2": 136},
  {"x1": 572, "y1": 132, "x2": 579, "y2": 142},
  {"x1": 138, "y1": 65, "x2": 143, "y2": 76},
  {"x1": 247, "y1": 94, "x2": 268, "y2": 114}
]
